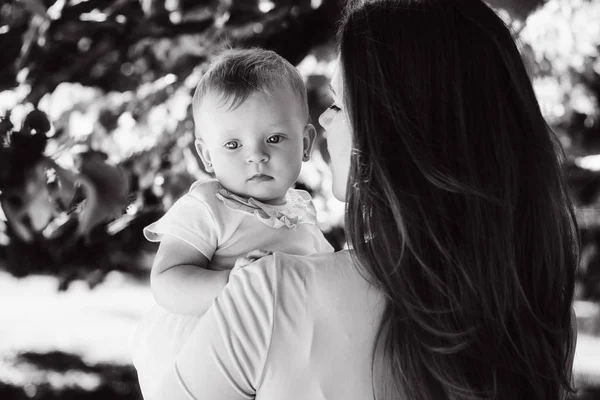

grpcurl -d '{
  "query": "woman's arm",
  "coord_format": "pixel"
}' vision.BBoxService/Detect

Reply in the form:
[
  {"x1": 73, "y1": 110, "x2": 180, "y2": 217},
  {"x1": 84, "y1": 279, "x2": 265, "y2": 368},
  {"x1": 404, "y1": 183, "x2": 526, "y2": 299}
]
[
  {"x1": 150, "y1": 256, "x2": 277, "y2": 400},
  {"x1": 150, "y1": 235, "x2": 230, "y2": 315}
]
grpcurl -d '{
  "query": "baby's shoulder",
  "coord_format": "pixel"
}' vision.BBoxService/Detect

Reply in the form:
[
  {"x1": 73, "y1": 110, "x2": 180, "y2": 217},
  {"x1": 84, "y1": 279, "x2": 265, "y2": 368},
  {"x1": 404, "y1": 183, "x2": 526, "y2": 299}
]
[
  {"x1": 287, "y1": 187, "x2": 313, "y2": 202},
  {"x1": 185, "y1": 178, "x2": 222, "y2": 208},
  {"x1": 185, "y1": 179, "x2": 248, "y2": 225},
  {"x1": 285, "y1": 187, "x2": 317, "y2": 217}
]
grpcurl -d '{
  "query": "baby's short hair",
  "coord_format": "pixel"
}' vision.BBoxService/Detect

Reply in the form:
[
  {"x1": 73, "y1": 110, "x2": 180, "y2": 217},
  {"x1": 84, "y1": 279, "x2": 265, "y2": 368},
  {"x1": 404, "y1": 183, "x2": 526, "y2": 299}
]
[{"x1": 192, "y1": 48, "x2": 308, "y2": 127}]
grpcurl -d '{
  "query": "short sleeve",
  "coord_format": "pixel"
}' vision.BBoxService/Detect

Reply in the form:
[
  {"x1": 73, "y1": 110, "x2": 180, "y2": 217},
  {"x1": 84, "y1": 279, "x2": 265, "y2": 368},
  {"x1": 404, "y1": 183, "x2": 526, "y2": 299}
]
[
  {"x1": 143, "y1": 193, "x2": 219, "y2": 260},
  {"x1": 150, "y1": 256, "x2": 277, "y2": 400},
  {"x1": 319, "y1": 232, "x2": 335, "y2": 254}
]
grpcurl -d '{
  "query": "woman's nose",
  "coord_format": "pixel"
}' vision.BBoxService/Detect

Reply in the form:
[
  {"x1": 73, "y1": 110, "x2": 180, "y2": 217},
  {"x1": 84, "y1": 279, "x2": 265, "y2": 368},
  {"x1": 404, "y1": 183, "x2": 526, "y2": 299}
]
[{"x1": 318, "y1": 109, "x2": 332, "y2": 130}]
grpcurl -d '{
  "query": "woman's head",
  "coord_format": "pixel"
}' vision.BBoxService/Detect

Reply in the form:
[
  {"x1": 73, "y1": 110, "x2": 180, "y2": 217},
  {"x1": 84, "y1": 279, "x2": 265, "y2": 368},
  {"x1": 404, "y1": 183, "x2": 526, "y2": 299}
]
[
  {"x1": 323, "y1": 0, "x2": 579, "y2": 398},
  {"x1": 318, "y1": 64, "x2": 350, "y2": 201}
]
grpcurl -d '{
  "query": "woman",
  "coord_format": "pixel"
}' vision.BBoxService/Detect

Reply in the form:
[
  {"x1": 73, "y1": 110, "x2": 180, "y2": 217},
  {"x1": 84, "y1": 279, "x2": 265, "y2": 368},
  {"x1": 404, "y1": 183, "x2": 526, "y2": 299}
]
[{"x1": 151, "y1": 0, "x2": 578, "y2": 399}]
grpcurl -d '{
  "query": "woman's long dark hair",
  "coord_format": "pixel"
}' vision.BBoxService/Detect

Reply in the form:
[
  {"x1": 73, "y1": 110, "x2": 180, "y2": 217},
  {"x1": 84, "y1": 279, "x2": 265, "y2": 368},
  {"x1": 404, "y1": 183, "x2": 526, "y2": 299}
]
[{"x1": 340, "y1": 1, "x2": 578, "y2": 399}]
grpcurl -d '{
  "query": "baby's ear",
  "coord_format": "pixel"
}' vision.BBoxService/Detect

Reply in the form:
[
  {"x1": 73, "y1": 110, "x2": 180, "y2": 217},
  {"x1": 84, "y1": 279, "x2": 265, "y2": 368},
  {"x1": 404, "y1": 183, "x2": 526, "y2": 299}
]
[
  {"x1": 302, "y1": 124, "x2": 317, "y2": 161},
  {"x1": 194, "y1": 138, "x2": 214, "y2": 173}
]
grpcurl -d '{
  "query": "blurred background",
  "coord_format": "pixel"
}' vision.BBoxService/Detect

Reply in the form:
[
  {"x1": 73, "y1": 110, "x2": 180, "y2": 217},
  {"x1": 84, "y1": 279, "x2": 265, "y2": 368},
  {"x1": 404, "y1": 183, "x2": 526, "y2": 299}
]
[{"x1": 0, "y1": 0, "x2": 598, "y2": 398}]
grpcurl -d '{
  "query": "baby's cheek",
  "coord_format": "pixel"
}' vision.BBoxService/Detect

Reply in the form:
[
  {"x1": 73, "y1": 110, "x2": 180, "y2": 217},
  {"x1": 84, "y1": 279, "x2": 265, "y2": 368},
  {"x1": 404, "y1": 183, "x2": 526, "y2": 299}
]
[{"x1": 282, "y1": 150, "x2": 302, "y2": 164}]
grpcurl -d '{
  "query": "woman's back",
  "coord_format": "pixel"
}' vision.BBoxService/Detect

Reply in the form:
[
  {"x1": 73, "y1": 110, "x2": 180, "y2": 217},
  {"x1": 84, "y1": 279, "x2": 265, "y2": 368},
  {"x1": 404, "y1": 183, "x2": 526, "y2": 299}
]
[
  {"x1": 155, "y1": 250, "x2": 389, "y2": 400},
  {"x1": 254, "y1": 251, "x2": 385, "y2": 398}
]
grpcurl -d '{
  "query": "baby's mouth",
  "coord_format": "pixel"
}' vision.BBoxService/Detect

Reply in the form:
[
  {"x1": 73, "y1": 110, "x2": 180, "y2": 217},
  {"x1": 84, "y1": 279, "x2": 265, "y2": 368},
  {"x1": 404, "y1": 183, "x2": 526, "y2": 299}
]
[{"x1": 248, "y1": 174, "x2": 273, "y2": 182}]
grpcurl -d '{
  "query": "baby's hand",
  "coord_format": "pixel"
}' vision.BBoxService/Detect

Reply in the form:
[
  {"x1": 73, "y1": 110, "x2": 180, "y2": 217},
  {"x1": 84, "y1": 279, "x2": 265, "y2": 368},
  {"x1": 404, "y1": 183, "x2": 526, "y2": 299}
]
[{"x1": 232, "y1": 249, "x2": 273, "y2": 274}]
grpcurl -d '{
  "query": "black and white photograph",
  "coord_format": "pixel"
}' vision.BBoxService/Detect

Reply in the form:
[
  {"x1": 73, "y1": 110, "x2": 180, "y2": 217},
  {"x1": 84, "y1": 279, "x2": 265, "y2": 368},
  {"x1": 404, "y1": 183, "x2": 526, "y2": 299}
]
[{"x1": 0, "y1": 0, "x2": 599, "y2": 399}]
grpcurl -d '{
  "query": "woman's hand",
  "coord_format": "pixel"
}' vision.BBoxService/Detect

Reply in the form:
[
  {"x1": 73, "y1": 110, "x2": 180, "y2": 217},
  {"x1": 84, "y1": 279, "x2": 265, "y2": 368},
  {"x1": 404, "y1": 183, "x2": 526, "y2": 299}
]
[{"x1": 232, "y1": 249, "x2": 273, "y2": 275}]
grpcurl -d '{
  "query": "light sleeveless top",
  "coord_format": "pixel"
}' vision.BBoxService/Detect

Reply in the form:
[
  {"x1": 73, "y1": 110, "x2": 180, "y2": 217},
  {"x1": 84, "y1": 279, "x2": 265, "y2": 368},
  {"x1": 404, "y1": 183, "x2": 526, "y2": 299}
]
[{"x1": 151, "y1": 250, "x2": 388, "y2": 400}]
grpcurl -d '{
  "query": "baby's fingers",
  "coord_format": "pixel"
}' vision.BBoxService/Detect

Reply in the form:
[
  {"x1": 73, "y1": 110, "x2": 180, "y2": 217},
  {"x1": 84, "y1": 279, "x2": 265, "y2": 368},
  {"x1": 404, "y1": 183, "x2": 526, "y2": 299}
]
[
  {"x1": 233, "y1": 257, "x2": 253, "y2": 271},
  {"x1": 245, "y1": 249, "x2": 273, "y2": 260},
  {"x1": 232, "y1": 250, "x2": 273, "y2": 273}
]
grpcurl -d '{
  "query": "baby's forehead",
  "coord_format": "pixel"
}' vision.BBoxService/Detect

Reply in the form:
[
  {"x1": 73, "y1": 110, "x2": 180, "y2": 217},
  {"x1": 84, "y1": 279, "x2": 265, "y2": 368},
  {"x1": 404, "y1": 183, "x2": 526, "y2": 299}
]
[
  {"x1": 204, "y1": 85, "x2": 300, "y2": 108},
  {"x1": 197, "y1": 87, "x2": 304, "y2": 119},
  {"x1": 194, "y1": 89, "x2": 305, "y2": 138}
]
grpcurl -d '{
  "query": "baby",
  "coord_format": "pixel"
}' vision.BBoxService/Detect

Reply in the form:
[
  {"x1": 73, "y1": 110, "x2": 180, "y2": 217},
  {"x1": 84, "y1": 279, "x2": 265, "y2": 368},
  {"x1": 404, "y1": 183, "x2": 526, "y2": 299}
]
[{"x1": 131, "y1": 48, "x2": 334, "y2": 398}]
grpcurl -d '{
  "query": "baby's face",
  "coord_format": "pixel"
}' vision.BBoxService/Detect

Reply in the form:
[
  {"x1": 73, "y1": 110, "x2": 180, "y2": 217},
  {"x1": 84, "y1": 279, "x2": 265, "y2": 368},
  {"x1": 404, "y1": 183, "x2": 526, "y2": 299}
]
[{"x1": 195, "y1": 86, "x2": 314, "y2": 205}]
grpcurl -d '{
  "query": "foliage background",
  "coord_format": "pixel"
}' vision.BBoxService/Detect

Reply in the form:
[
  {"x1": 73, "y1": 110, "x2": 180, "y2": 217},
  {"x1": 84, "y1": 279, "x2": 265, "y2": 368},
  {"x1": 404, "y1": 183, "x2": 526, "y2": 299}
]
[{"x1": 0, "y1": 0, "x2": 599, "y2": 398}]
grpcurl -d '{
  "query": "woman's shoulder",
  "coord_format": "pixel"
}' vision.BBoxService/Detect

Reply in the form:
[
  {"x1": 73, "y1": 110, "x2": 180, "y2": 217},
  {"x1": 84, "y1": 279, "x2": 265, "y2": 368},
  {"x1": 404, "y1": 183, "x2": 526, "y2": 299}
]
[
  {"x1": 242, "y1": 250, "x2": 354, "y2": 278},
  {"x1": 228, "y1": 250, "x2": 353, "y2": 291},
  {"x1": 229, "y1": 250, "x2": 372, "y2": 311},
  {"x1": 273, "y1": 250, "x2": 353, "y2": 273},
  {"x1": 275, "y1": 250, "x2": 376, "y2": 299}
]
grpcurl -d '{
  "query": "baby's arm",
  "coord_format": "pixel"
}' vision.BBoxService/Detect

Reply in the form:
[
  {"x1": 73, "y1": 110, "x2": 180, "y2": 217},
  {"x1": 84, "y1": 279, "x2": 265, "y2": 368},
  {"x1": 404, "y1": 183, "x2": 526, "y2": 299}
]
[{"x1": 150, "y1": 235, "x2": 230, "y2": 315}]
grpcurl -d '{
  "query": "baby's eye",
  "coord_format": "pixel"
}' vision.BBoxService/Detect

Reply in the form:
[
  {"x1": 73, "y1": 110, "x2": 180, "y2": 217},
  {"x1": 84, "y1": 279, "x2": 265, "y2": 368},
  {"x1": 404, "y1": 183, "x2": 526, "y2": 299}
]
[
  {"x1": 224, "y1": 141, "x2": 240, "y2": 150},
  {"x1": 267, "y1": 134, "x2": 284, "y2": 144},
  {"x1": 328, "y1": 103, "x2": 341, "y2": 112}
]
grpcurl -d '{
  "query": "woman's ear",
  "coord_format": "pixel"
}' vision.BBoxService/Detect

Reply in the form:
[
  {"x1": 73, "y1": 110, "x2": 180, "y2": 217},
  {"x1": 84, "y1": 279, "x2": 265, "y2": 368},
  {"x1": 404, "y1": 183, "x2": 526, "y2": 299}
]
[
  {"x1": 302, "y1": 124, "x2": 317, "y2": 161},
  {"x1": 194, "y1": 138, "x2": 214, "y2": 173}
]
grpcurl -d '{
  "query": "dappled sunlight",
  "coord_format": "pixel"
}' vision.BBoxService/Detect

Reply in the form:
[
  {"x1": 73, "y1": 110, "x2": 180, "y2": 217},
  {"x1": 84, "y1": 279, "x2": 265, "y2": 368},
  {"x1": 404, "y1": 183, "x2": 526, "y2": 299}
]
[
  {"x1": 0, "y1": 271, "x2": 152, "y2": 365},
  {"x1": 1, "y1": 0, "x2": 600, "y2": 398}
]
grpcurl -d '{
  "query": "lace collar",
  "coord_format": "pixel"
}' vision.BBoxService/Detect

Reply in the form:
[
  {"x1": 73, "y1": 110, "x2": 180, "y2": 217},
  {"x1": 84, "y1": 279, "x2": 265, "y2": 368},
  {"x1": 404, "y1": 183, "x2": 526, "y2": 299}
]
[{"x1": 213, "y1": 181, "x2": 317, "y2": 230}]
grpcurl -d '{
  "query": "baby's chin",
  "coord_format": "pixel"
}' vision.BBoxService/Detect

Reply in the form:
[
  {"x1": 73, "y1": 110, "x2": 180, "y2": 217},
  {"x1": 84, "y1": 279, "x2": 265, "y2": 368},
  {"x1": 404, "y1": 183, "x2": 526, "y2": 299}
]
[
  {"x1": 248, "y1": 190, "x2": 287, "y2": 205},
  {"x1": 220, "y1": 183, "x2": 287, "y2": 205}
]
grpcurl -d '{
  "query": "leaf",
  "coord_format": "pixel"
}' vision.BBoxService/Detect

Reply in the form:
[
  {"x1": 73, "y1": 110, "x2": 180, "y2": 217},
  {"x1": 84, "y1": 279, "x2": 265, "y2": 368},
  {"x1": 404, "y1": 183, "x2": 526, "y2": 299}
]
[{"x1": 22, "y1": 109, "x2": 51, "y2": 133}]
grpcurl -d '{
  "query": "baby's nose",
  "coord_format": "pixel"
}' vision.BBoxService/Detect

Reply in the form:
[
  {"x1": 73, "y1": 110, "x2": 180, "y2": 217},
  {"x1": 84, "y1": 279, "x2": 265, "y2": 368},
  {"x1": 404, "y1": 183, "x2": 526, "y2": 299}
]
[{"x1": 246, "y1": 146, "x2": 269, "y2": 163}]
